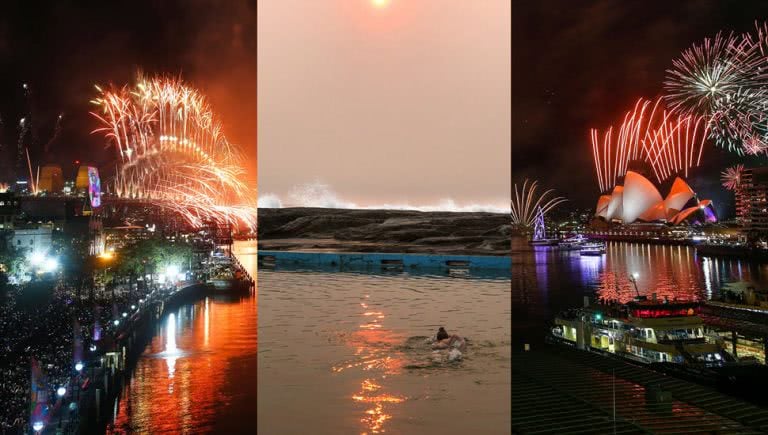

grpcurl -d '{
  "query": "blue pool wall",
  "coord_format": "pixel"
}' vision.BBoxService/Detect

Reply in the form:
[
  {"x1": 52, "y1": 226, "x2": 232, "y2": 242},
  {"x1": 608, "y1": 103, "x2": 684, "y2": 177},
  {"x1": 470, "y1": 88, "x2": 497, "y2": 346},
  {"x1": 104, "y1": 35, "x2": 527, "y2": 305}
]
[{"x1": 257, "y1": 250, "x2": 511, "y2": 271}]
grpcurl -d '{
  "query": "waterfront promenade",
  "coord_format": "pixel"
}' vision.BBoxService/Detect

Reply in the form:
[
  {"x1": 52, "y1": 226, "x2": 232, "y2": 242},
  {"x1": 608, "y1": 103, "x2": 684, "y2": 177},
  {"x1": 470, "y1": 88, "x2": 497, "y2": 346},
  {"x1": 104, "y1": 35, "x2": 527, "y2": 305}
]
[{"x1": 0, "y1": 254, "x2": 254, "y2": 435}]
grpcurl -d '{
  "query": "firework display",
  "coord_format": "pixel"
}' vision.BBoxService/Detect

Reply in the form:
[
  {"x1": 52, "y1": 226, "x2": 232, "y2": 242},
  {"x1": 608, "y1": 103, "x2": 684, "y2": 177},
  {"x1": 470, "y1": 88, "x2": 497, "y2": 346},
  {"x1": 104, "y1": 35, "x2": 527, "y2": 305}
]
[
  {"x1": 721, "y1": 164, "x2": 745, "y2": 191},
  {"x1": 91, "y1": 75, "x2": 256, "y2": 229},
  {"x1": 665, "y1": 23, "x2": 768, "y2": 155},
  {"x1": 591, "y1": 97, "x2": 708, "y2": 192},
  {"x1": 511, "y1": 179, "x2": 566, "y2": 228}
]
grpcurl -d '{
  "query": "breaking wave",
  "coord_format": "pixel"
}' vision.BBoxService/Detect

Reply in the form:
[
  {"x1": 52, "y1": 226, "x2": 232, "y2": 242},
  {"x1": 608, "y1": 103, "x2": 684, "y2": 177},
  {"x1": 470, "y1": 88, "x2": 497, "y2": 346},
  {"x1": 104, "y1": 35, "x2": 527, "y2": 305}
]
[{"x1": 258, "y1": 182, "x2": 510, "y2": 213}]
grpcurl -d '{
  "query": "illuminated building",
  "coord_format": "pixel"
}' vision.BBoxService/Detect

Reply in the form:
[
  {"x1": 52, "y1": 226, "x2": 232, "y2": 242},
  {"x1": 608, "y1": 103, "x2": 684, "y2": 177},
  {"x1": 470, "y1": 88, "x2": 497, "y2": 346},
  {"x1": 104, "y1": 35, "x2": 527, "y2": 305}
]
[
  {"x1": 11, "y1": 227, "x2": 52, "y2": 251},
  {"x1": 740, "y1": 167, "x2": 768, "y2": 234},
  {"x1": 38, "y1": 165, "x2": 64, "y2": 193},
  {"x1": 0, "y1": 192, "x2": 19, "y2": 229},
  {"x1": 75, "y1": 165, "x2": 91, "y2": 192},
  {"x1": 594, "y1": 171, "x2": 716, "y2": 225}
]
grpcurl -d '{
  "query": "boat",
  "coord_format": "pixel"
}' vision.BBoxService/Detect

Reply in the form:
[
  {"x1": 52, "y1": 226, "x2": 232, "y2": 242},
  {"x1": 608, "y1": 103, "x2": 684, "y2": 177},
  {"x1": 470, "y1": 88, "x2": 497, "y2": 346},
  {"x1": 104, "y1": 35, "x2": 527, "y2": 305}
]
[
  {"x1": 558, "y1": 235, "x2": 587, "y2": 250},
  {"x1": 206, "y1": 256, "x2": 253, "y2": 295},
  {"x1": 548, "y1": 295, "x2": 768, "y2": 389},
  {"x1": 529, "y1": 238, "x2": 559, "y2": 246},
  {"x1": 579, "y1": 241, "x2": 606, "y2": 256},
  {"x1": 551, "y1": 296, "x2": 728, "y2": 364}
]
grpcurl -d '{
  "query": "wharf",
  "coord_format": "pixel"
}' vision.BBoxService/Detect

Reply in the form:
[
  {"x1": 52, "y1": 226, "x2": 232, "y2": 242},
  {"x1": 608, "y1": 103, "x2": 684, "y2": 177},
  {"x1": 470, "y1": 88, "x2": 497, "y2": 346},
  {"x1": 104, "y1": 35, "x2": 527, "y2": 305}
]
[{"x1": 512, "y1": 344, "x2": 768, "y2": 434}]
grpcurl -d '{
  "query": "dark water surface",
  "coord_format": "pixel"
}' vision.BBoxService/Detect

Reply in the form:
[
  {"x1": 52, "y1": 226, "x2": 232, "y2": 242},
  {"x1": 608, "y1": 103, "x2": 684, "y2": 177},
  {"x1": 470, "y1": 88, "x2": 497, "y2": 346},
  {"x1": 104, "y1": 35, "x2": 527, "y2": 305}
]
[
  {"x1": 108, "y1": 242, "x2": 258, "y2": 434},
  {"x1": 512, "y1": 236, "x2": 768, "y2": 347}
]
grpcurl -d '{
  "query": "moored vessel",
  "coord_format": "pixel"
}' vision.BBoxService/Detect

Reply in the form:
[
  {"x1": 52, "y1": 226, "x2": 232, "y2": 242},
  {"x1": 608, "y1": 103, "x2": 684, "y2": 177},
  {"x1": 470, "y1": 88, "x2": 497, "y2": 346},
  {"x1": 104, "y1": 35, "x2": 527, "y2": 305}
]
[
  {"x1": 548, "y1": 294, "x2": 768, "y2": 388},
  {"x1": 579, "y1": 241, "x2": 606, "y2": 255},
  {"x1": 558, "y1": 234, "x2": 587, "y2": 250}
]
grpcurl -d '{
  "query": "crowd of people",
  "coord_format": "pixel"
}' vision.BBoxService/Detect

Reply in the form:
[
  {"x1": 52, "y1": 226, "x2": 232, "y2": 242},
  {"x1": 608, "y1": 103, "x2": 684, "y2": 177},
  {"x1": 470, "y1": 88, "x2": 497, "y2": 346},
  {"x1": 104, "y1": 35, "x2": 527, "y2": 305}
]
[{"x1": 0, "y1": 282, "x2": 150, "y2": 433}]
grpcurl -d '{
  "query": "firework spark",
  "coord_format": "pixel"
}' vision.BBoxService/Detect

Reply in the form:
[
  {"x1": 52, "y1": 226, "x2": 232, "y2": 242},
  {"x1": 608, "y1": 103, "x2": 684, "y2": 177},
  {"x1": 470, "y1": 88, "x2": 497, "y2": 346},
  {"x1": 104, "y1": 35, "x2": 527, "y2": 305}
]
[
  {"x1": 721, "y1": 164, "x2": 745, "y2": 191},
  {"x1": 641, "y1": 111, "x2": 709, "y2": 182},
  {"x1": 664, "y1": 23, "x2": 768, "y2": 155},
  {"x1": 91, "y1": 75, "x2": 256, "y2": 229},
  {"x1": 511, "y1": 179, "x2": 566, "y2": 228},
  {"x1": 591, "y1": 98, "x2": 662, "y2": 192},
  {"x1": 44, "y1": 113, "x2": 64, "y2": 154},
  {"x1": 708, "y1": 88, "x2": 768, "y2": 154},
  {"x1": 591, "y1": 97, "x2": 707, "y2": 191},
  {"x1": 664, "y1": 32, "x2": 759, "y2": 116}
]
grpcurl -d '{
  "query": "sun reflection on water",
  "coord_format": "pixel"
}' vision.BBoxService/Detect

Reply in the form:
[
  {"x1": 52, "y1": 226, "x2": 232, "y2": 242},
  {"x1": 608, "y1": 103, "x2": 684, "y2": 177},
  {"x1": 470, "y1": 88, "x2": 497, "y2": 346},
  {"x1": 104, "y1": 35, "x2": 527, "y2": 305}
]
[{"x1": 331, "y1": 294, "x2": 406, "y2": 434}]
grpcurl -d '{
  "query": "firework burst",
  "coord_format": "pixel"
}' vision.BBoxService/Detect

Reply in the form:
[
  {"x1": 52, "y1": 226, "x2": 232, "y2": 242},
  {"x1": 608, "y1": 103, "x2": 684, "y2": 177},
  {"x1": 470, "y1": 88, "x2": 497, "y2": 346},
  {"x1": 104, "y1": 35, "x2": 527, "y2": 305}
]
[
  {"x1": 708, "y1": 88, "x2": 768, "y2": 154},
  {"x1": 91, "y1": 75, "x2": 256, "y2": 229},
  {"x1": 591, "y1": 97, "x2": 708, "y2": 191},
  {"x1": 511, "y1": 179, "x2": 566, "y2": 228},
  {"x1": 591, "y1": 98, "x2": 662, "y2": 192},
  {"x1": 721, "y1": 164, "x2": 745, "y2": 191},
  {"x1": 641, "y1": 111, "x2": 709, "y2": 182},
  {"x1": 664, "y1": 32, "x2": 759, "y2": 116}
]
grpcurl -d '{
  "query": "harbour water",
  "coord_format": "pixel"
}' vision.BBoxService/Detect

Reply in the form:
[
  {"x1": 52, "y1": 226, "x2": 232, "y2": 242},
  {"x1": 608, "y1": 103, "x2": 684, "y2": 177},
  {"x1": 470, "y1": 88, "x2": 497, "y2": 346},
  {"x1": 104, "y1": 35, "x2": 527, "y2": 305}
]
[
  {"x1": 257, "y1": 266, "x2": 511, "y2": 434},
  {"x1": 107, "y1": 242, "x2": 258, "y2": 434},
  {"x1": 512, "y1": 236, "x2": 768, "y2": 347},
  {"x1": 106, "y1": 242, "x2": 510, "y2": 434}
]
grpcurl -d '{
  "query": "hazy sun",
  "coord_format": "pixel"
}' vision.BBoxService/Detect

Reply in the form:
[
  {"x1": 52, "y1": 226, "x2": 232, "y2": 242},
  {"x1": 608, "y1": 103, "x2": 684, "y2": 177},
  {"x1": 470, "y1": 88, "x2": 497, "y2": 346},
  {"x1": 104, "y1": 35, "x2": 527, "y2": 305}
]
[{"x1": 371, "y1": 0, "x2": 389, "y2": 8}]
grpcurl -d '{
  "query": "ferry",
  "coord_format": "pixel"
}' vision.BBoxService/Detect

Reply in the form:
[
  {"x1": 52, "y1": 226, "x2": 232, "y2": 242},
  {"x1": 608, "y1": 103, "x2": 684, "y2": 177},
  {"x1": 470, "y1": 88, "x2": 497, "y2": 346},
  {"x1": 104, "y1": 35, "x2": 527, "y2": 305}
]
[
  {"x1": 206, "y1": 255, "x2": 253, "y2": 295},
  {"x1": 558, "y1": 235, "x2": 587, "y2": 251},
  {"x1": 579, "y1": 241, "x2": 606, "y2": 256},
  {"x1": 529, "y1": 238, "x2": 559, "y2": 246},
  {"x1": 551, "y1": 296, "x2": 729, "y2": 366}
]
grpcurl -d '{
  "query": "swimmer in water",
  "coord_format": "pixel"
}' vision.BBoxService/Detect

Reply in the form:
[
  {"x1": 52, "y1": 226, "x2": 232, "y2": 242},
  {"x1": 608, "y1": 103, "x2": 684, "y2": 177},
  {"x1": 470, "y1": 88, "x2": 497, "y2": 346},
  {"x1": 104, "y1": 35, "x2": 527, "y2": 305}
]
[{"x1": 432, "y1": 327, "x2": 467, "y2": 352}]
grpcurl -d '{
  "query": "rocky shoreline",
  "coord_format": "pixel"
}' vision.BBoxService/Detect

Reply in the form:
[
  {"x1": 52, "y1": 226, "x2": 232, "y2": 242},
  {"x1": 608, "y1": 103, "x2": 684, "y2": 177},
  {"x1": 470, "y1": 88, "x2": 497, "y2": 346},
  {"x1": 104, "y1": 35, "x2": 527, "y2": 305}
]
[{"x1": 256, "y1": 208, "x2": 511, "y2": 256}]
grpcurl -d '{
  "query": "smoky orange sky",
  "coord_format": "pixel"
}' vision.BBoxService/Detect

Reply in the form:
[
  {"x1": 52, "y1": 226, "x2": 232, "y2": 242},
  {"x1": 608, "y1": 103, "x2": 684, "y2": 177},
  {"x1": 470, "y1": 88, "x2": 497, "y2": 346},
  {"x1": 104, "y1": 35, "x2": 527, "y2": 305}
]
[
  {"x1": 185, "y1": 0, "x2": 257, "y2": 189},
  {"x1": 257, "y1": 0, "x2": 510, "y2": 211}
]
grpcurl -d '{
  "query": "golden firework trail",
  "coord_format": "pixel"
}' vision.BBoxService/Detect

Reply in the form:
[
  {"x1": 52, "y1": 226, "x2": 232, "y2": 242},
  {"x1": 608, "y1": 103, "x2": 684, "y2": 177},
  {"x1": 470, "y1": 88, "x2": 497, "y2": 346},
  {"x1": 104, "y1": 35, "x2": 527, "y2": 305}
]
[
  {"x1": 511, "y1": 179, "x2": 566, "y2": 228},
  {"x1": 91, "y1": 75, "x2": 256, "y2": 229}
]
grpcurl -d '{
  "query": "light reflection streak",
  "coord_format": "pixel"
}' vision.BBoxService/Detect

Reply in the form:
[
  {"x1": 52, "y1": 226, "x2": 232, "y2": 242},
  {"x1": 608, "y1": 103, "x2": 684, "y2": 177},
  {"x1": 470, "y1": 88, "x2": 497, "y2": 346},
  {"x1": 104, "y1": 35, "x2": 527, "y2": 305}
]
[
  {"x1": 110, "y1": 241, "x2": 258, "y2": 434},
  {"x1": 204, "y1": 297, "x2": 210, "y2": 347},
  {"x1": 332, "y1": 296, "x2": 406, "y2": 434},
  {"x1": 703, "y1": 257, "x2": 713, "y2": 300},
  {"x1": 165, "y1": 313, "x2": 178, "y2": 384}
]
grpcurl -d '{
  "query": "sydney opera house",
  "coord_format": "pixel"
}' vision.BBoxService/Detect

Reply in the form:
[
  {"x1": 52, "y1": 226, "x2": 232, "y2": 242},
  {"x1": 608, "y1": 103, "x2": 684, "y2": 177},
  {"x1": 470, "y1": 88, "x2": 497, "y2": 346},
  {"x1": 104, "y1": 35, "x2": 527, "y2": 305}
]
[{"x1": 594, "y1": 171, "x2": 716, "y2": 225}]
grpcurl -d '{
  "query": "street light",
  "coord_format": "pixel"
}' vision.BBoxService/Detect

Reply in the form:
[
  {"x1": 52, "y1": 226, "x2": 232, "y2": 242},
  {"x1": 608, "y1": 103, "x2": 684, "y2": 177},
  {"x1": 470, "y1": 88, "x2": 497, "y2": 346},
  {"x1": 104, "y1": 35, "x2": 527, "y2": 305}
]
[
  {"x1": 29, "y1": 251, "x2": 45, "y2": 266},
  {"x1": 32, "y1": 421, "x2": 44, "y2": 432},
  {"x1": 75, "y1": 362, "x2": 83, "y2": 372},
  {"x1": 56, "y1": 387, "x2": 67, "y2": 428},
  {"x1": 113, "y1": 319, "x2": 120, "y2": 326},
  {"x1": 43, "y1": 258, "x2": 58, "y2": 273},
  {"x1": 122, "y1": 312, "x2": 127, "y2": 318},
  {"x1": 629, "y1": 272, "x2": 641, "y2": 297}
]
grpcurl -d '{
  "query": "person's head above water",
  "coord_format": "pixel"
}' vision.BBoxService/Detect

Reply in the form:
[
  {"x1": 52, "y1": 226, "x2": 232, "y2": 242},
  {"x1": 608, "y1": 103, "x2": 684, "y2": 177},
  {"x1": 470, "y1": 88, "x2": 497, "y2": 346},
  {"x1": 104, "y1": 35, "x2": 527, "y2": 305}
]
[{"x1": 437, "y1": 327, "x2": 449, "y2": 341}]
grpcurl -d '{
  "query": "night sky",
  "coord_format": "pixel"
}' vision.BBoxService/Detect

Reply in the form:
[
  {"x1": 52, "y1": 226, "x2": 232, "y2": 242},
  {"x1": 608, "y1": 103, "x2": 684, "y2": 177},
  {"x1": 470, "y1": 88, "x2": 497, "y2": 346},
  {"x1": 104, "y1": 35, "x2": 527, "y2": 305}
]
[
  {"x1": 0, "y1": 0, "x2": 256, "y2": 186},
  {"x1": 513, "y1": 0, "x2": 768, "y2": 218}
]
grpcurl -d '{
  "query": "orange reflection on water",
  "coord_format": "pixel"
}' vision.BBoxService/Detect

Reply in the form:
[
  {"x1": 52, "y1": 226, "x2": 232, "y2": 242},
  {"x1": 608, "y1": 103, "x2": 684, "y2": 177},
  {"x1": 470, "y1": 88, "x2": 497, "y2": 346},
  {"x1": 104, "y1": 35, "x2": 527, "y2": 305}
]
[
  {"x1": 335, "y1": 295, "x2": 406, "y2": 434},
  {"x1": 109, "y1": 291, "x2": 257, "y2": 433},
  {"x1": 594, "y1": 243, "x2": 715, "y2": 303}
]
